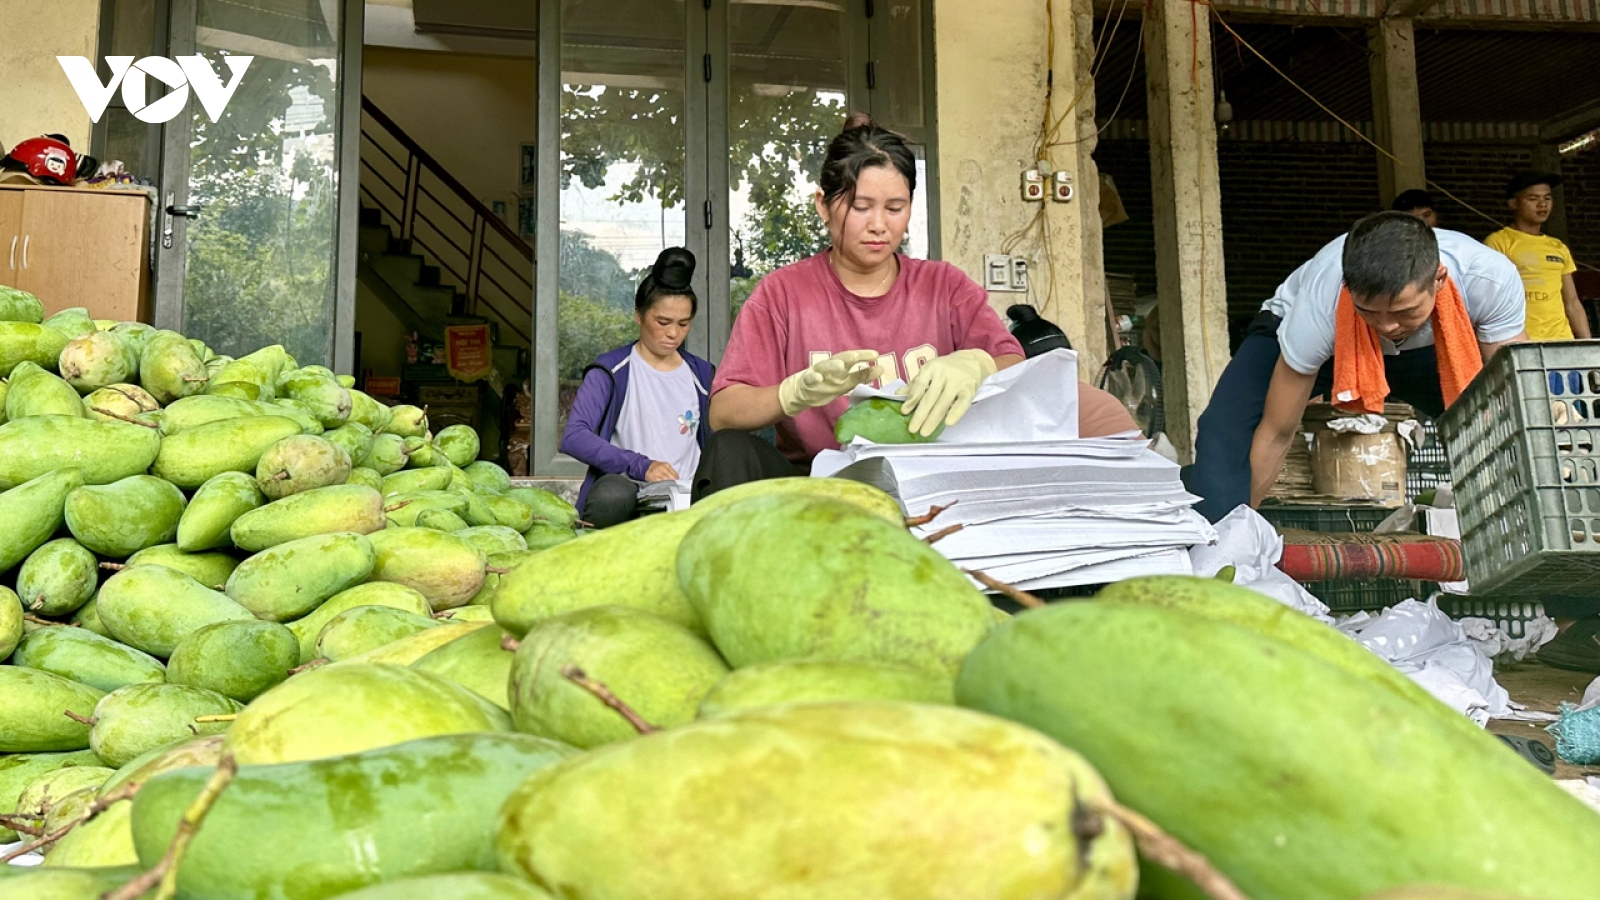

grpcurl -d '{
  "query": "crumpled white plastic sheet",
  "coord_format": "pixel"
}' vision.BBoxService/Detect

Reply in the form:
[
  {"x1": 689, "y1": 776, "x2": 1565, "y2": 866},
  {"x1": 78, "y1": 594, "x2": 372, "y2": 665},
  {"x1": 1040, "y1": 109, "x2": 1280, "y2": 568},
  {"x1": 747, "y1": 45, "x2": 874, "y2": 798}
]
[
  {"x1": 1188, "y1": 505, "x2": 1331, "y2": 621},
  {"x1": 1326, "y1": 414, "x2": 1422, "y2": 451},
  {"x1": 1336, "y1": 599, "x2": 1559, "y2": 726}
]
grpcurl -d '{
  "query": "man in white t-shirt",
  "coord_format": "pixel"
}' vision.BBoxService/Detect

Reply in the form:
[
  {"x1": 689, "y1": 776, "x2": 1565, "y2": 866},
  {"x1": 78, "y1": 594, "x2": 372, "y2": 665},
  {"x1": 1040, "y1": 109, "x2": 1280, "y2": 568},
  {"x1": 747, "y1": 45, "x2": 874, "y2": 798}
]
[{"x1": 1184, "y1": 211, "x2": 1527, "y2": 522}]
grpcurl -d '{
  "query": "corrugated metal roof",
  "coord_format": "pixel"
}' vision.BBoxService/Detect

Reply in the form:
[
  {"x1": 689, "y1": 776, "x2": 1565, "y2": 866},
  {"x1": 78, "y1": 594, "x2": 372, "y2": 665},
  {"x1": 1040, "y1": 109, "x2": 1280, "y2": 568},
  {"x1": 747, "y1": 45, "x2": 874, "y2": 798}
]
[{"x1": 1092, "y1": 19, "x2": 1600, "y2": 132}]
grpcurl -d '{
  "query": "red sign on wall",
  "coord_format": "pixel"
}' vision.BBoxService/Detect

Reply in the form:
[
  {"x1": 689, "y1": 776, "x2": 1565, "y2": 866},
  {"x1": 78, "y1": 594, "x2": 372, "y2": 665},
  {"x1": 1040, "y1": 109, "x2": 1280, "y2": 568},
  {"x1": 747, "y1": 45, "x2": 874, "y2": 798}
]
[
  {"x1": 365, "y1": 376, "x2": 401, "y2": 397},
  {"x1": 445, "y1": 324, "x2": 493, "y2": 382}
]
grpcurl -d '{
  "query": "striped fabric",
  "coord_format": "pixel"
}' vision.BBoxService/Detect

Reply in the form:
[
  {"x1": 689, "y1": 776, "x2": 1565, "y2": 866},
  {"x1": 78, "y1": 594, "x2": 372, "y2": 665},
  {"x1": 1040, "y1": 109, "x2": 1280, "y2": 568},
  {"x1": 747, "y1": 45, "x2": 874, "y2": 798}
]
[{"x1": 1278, "y1": 530, "x2": 1466, "y2": 583}]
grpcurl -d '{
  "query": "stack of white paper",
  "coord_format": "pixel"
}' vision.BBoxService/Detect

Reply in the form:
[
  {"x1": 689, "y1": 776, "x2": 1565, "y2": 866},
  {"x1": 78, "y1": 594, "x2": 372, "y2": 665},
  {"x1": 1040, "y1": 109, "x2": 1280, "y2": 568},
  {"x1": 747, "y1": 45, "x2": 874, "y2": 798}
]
[{"x1": 810, "y1": 350, "x2": 1216, "y2": 592}]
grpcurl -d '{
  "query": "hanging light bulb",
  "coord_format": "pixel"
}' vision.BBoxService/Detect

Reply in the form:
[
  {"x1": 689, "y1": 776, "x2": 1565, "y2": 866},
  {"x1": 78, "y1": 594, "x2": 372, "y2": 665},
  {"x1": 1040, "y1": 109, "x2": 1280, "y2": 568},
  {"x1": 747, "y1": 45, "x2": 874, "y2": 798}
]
[{"x1": 1216, "y1": 90, "x2": 1234, "y2": 133}]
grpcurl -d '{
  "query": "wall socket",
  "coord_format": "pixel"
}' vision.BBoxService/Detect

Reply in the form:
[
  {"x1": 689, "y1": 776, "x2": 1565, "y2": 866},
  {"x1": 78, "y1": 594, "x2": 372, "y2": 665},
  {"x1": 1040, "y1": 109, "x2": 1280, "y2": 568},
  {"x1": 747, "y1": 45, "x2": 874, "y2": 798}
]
[{"x1": 984, "y1": 254, "x2": 1029, "y2": 292}]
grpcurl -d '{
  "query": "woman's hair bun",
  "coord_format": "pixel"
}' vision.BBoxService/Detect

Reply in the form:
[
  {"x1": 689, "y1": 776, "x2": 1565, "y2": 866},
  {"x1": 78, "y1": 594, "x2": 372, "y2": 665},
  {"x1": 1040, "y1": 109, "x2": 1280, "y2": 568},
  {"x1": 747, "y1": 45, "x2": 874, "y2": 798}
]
[
  {"x1": 652, "y1": 247, "x2": 696, "y2": 291},
  {"x1": 1006, "y1": 304, "x2": 1042, "y2": 324},
  {"x1": 842, "y1": 111, "x2": 878, "y2": 132}
]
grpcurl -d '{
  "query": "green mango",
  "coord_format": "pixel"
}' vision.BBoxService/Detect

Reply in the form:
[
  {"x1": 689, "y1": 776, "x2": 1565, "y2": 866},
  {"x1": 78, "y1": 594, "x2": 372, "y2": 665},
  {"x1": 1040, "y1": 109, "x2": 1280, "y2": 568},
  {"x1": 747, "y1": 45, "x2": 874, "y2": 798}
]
[
  {"x1": 159, "y1": 394, "x2": 319, "y2": 435},
  {"x1": 223, "y1": 662, "x2": 511, "y2": 765},
  {"x1": 384, "y1": 404, "x2": 429, "y2": 438},
  {"x1": 166, "y1": 620, "x2": 297, "y2": 703},
  {"x1": 443, "y1": 605, "x2": 494, "y2": 623},
  {"x1": 138, "y1": 330, "x2": 208, "y2": 404},
  {"x1": 347, "y1": 389, "x2": 392, "y2": 431},
  {"x1": 176, "y1": 471, "x2": 264, "y2": 552},
  {"x1": 131, "y1": 733, "x2": 573, "y2": 900},
  {"x1": 416, "y1": 508, "x2": 469, "y2": 531},
  {"x1": 124, "y1": 544, "x2": 239, "y2": 589},
  {"x1": 64, "y1": 475, "x2": 186, "y2": 557},
  {"x1": 57, "y1": 331, "x2": 136, "y2": 394},
  {"x1": 456, "y1": 525, "x2": 527, "y2": 556},
  {"x1": 690, "y1": 475, "x2": 905, "y2": 521},
  {"x1": 286, "y1": 582, "x2": 432, "y2": 664},
  {"x1": 323, "y1": 422, "x2": 374, "y2": 464},
  {"x1": 403, "y1": 435, "x2": 437, "y2": 468},
  {"x1": 343, "y1": 621, "x2": 485, "y2": 666},
  {"x1": 520, "y1": 523, "x2": 577, "y2": 551},
  {"x1": 0, "y1": 866, "x2": 145, "y2": 898},
  {"x1": 466, "y1": 461, "x2": 513, "y2": 495},
  {"x1": 230, "y1": 484, "x2": 387, "y2": 552},
  {"x1": 6, "y1": 363, "x2": 84, "y2": 419},
  {"x1": 494, "y1": 513, "x2": 699, "y2": 637},
  {"x1": 484, "y1": 494, "x2": 534, "y2": 532},
  {"x1": 271, "y1": 399, "x2": 325, "y2": 434},
  {"x1": 206, "y1": 380, "x2": 261, "y2": 400},
  {"x1": 346, "y1": 466, "x2": 383, "y2": 491},
  {"x1": 89, "y1": 683, "x2": 241, "y2": 767},
  {"x1": 955, "y1": 601, "x2": 1600, "y2": 900},
  {"x1": 445, "y1": 463, "x2": 475, "y2": 495},
  {"x1": 316, "y1": 605, "x2": 439, "y2": 661},
  {"x1": 40, "y1": 795, "x2": 137, "y2": 868},
  {"x1": 434, "y1": 424, "x2": 480, "y2": 467},
  {"x1": 40, "y1": 307, "x2": 95, "y2": 341},
  {"x1": 255, "y1": 434, "x2": 351, "y2": 500},
  {"x1": 10, "y1": 627, "x2": 165, "y2": 693},
  {"x1": 0, "y1": 380, "x2": 9, "y2": 424},
  {"x1": 0, "y1": 321, "x2": 70, "y2": 377},
  {"x1": 382, "y1": 489, "x2": 470, "y2": 528},
  {"x1": 16, "y1": 538, "x2": 97, "y2": 617},
  {"x1": 187, "y1": 338, "x2": 213, "y2": 362},
  {"x1": 0, "y1": 749, "x2": 103, "y2": 842},
  {"x1": 0, "y1": 667, "x2": 104, "y2": 752},
  {"x1": 225, "y1": 532, "x2": 375, "y2": 621},
  {"x1": 0, "y1": 586, "x2": 20, "y2": 659},
  {"x1": 697, "y1": 659, "x2": 953, "y2": 718},
  {"x1": 834, "y1": 396, "x2": 942, "y2": 443},
  {"x1": 108, "y1": 321, "x2": 155, "y2": 360},
  {"x1": 150, "y1": 415, "x2": 305, "y2": 489},
  {"x1": 382, "y1": 466, "x2": 453, "y2": 496},
  {"x1": 98, "y1": 565, "x2": 255, "y2": 658},
  {"x1": 504, "y1": 486, "x2": 577, "y2": 528},
  {"x1": 369, "y1": 527, "x2": 487, "y2": 611},
  {"x1": 508, "y1": 606, "x2": 727, "y2": 749},
  {"x1": 283, "y1": 376, "x2": 352, "y2": 429},
  {"x1": 359, "y1": 432, "x2": 411, "y2": 475},
  {"x1": 326, "y1": 873, "x2": 554, "y2": 900},
  {"x1": 0, "y1": 285, "x2": 44, "y2": 323},
  {"x1": 465, "y1": 572, "x2": 500, "y2": 607},
  {"x1": 82, "y1": 382, "x2": 159, "y2": 424},
  {"x1": 0, "y1": 469, "x2": 85, "y2": 571},
  {"x1": 497, "y1": 702, "x2": 1136, "y2": 900},
  {"x1": 677, "y1": 494, "x2": 990, "y2": 676},
  {"x1": 454, "y1": 487, "x2": 496, "y2": 528},
  {"x1": 491, "y1": 547, "x2": 543, "y2": 571},
  {"x1": 11, "y1": 765, "x2": 112, "y2": 831},
  {"x1": 68, "y1": 594, "x2": 105, "y2": 637}
]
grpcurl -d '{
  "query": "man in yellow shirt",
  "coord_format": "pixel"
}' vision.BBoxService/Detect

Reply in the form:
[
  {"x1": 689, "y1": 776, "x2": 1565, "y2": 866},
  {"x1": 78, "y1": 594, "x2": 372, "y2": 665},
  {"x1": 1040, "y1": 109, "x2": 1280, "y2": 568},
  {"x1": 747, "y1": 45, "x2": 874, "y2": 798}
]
[{"x1": 1484, "y1": 171, "x2": 1589, "y2": 341}]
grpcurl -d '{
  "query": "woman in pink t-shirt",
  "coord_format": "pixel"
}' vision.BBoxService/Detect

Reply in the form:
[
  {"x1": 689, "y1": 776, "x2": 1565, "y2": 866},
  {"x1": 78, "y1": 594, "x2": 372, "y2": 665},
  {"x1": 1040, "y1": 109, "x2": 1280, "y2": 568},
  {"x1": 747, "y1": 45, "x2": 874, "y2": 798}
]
[{"x1": 694, "y1": 113, "x2": 1026, "y2": 499}]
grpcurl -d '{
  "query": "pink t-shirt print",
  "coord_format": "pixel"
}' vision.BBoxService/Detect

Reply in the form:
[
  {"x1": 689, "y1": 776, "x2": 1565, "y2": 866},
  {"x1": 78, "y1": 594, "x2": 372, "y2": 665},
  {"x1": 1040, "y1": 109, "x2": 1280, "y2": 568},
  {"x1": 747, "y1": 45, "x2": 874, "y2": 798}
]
[{"x1": 713, "y1": 251, "x2": 1024, "y2": 464}]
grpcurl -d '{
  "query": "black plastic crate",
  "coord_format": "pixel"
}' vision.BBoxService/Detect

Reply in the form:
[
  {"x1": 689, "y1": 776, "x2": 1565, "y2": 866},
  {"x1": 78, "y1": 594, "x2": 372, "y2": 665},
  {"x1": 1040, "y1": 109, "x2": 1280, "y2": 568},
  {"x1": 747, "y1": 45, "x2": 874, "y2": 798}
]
[
  {"x1": 1407, "y1": 417, "x2": 1451, "y2": 501},
  {"x1": 1257, "y1": 504, "x2": 1396, "y2": 533},
  {"x1": 1438, "y1": 341, "x2": 1600, "y2": 596},
  {"x1": 1306, "y1": 578, "x2": 1420, "y2": 614}
]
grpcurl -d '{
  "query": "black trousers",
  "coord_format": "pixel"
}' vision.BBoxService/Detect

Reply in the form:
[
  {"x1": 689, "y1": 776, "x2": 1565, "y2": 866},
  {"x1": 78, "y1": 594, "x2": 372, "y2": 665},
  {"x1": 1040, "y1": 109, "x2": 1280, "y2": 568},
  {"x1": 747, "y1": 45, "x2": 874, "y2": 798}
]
[
  {"x1": 581, "y1": 473, "x2": 642, "y2": 528},
  {"x1": 1182, "y1": 311, "x2": 1446, "y2": 523},
  {"x1": 690, "y1": 430, "x2": 800, "y2": 503}
]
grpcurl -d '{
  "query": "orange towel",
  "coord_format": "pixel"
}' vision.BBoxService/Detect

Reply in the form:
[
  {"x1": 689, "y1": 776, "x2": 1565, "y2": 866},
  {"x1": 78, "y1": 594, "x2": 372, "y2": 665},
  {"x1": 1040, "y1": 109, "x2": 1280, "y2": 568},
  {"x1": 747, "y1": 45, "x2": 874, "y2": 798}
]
[{"x1": 1332, "y1": 273, "x2": 1481, "y2": 414}]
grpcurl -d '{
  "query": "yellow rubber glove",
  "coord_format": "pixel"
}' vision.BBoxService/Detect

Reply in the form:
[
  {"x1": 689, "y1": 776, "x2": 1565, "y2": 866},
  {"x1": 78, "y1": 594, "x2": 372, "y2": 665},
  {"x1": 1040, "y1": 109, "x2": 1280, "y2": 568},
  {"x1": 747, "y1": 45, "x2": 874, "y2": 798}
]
[
  {"x1": 777, "y1": 349, "x2": 885, "y2": 417},
  {"x1": 899, "y1": 348, "x2": 997, "y2": 437}
]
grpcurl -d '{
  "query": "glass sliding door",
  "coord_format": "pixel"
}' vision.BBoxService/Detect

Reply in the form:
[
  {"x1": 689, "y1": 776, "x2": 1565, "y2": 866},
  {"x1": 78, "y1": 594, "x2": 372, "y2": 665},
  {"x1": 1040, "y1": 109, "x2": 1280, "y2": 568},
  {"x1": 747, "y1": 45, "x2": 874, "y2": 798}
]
[
  {"x1": 156, "y1": 0, "x2": 353, "y2": 367},
  {"x1": 556, "y1": 0, "x2": 690, "y2": 438},
  {"x1": 726, "y1": 2, "x2": 848, "y2": 330}
]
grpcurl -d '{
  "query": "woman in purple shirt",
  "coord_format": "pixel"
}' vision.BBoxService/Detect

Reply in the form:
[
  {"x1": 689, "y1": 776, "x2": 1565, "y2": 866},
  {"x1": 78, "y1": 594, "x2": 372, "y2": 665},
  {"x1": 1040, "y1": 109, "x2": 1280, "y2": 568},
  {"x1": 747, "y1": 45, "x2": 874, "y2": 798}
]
[{"x1": 559, "y1": 247, "x2": 714, "y2": 527}]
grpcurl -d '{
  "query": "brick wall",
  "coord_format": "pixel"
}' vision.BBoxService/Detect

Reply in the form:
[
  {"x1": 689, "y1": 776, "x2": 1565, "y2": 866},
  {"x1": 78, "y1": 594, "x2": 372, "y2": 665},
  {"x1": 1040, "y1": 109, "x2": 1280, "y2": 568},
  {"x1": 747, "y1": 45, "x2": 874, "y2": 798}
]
[{"x1": 1095, "y1": 138, "x2": 1600, "y2": 331}]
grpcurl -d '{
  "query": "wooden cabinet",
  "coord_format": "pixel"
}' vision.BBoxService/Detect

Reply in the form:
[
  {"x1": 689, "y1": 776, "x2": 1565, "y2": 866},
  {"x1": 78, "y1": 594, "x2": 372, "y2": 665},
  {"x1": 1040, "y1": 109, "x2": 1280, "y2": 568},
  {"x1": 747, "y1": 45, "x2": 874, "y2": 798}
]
[{"x1": 0, "y1": 184, "x2": 153, "y2": 323}]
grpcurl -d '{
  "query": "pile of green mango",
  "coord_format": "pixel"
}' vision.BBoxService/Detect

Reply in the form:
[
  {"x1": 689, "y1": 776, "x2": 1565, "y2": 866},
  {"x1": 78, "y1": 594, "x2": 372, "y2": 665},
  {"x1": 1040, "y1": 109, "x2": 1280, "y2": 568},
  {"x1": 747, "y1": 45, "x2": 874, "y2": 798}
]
[{"x1": 2, "y1": 286, "x2": 1595, "y2": 900}]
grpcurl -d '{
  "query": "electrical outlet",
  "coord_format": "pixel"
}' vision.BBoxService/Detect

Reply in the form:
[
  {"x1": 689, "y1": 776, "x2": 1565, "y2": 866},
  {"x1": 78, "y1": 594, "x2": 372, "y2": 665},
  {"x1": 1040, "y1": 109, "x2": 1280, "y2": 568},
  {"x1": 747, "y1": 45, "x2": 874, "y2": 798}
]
[
  {"x1": 984, "y1": 254, "x2": 1013, "y2": 291},
  {"x1": 1010, "y1": 257, "x2": 1029, "y2": 292},
  {"x1": 1051, "y1": 170, "x2": 1074, "y2": 203},
  {"x1": 1021, "y1": 169, "x2": 1045, "y2": 202}
]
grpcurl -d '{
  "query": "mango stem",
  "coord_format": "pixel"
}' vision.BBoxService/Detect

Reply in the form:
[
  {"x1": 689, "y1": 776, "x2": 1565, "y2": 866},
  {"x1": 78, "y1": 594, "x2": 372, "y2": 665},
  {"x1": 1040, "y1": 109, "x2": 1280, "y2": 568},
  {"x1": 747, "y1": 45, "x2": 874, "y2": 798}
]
[
  {"x1": 288, "y1": 659, "x2": 329, "y2": 675},
  {"x1": 500, "y1": 635, "x2": 521, "y2": 652},
  {"x1": 561, "y1": 665, "x2": 658, "y2": 735},
  {"x1": 1090, "y1": 798, "x2": 1249, "y2": 900},
  {"x1": 485, "y1": 566, "x2": 511, "y2": 575},
  {"x1": 194, "y1": 714, "x2": 238, "y2": 724},
  {"x1": 922, "y1": 523, "x2": 964, "y2": 545},
  {"x1": 22, "y1": 614, "x2": 64, "y2": 627},
  {"x1": 99, "y1": 562, "x2": 126, "y2": 571},
  {"x1": 963, "y1": 569, "x2": 1046, "y2": 609},
  {"x1": 0, "y1": 781, "x2": 140, "y2": 863},
  {"x1": 106, "y1": 756, "x2": 237, "y2": 900},
  {"x1": 905, "y1": 501, "x2": 955, "y2": 528},
  {"x1": 62, "y1": 710, "x2": 97, "y2": 726},
  {"x1": 89, "y1": 407, "x2": 160, "y2": 428},
  {"x1": 383, "y1": 500, "x2": 413, "y2": 513}
]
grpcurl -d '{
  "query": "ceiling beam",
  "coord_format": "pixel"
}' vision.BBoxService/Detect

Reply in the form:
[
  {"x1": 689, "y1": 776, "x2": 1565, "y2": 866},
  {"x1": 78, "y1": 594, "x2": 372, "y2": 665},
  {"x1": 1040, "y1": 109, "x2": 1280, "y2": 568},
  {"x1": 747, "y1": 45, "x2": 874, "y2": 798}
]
[
  {"x1": 1542, "y1": 98, "x2": 1600, "y2": 143},
  {"x1": 1383, "y1": 0, "x2": 1443, "y2": 18}
]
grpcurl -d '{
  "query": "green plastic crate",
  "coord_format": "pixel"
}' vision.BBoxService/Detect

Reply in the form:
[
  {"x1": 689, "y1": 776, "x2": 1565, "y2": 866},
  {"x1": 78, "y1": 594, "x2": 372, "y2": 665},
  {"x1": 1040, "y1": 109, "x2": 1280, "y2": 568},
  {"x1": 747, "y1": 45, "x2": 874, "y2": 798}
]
[{"x1": 1439, "y1": 341, "x2": 1600, "y2": 596}]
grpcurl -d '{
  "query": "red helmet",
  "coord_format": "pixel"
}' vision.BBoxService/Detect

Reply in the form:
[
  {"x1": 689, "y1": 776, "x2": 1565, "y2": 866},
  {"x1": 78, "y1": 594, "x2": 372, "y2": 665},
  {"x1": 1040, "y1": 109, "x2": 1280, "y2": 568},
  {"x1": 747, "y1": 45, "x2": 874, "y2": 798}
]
[{"x1": 1, "y1": 136, "x2": 78, "y2": 185}]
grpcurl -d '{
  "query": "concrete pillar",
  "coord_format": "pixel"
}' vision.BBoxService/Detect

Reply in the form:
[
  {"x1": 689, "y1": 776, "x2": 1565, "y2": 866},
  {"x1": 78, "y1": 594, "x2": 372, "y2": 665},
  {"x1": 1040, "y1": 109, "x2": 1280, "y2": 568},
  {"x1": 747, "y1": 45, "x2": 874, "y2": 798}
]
[
  {"x1": 1368, "y1": 18, "x2": 1427, "y2": 204},
  {"x1": 933, "y1": 0, "x2": 1106, "y2": 379},
  {"x1": 1533, "y1": 142, "x2": 1569, "y2": 241},
  {"x1": 1144, "y1": 0, "x2": 1230, "y2": 462}
]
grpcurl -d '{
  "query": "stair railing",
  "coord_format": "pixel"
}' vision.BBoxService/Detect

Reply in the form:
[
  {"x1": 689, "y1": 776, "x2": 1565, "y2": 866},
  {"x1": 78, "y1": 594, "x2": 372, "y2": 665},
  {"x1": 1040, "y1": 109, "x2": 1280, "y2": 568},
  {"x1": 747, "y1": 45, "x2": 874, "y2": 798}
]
[{"x1": 358, "y1": 96, "x2": 532, "y2": 345}]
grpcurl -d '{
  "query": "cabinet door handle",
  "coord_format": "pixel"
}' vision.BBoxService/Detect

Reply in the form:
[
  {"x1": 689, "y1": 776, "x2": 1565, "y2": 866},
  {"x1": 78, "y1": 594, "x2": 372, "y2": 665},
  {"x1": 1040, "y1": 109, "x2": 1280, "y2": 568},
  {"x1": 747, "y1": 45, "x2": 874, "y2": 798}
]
[
  {"x1": 20, "y1": 235, "x2": 28, "y2": 271},
  {"x1": 6, "y1": 236, "x2": 13, "y2": 272}
]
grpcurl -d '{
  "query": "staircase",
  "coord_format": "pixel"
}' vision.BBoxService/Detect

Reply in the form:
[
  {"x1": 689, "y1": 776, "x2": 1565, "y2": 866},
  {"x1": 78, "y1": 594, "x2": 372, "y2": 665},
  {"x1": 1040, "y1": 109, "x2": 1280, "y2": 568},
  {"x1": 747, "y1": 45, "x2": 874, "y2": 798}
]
[{"x1": 356, "y1": 97, "x2": 532, "y2": 352}]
